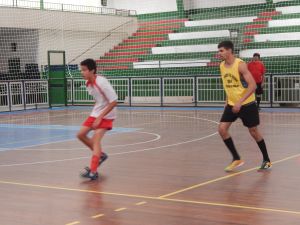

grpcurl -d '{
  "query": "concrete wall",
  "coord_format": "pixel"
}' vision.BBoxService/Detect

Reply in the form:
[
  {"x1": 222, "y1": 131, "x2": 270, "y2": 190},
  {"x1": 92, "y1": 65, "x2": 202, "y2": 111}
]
[
  {"x1": 0, "y1": 7, "x2": 137, "y2": 33},
  {"x1": 107, "y1": 0, "x2": 178, "y2": 14},
  {"x1": 38, "y1": 29, "x2": 133, "y2": 66},
  {"x1": 0, "y1": 7, "x2": 137, "y2": 72}
]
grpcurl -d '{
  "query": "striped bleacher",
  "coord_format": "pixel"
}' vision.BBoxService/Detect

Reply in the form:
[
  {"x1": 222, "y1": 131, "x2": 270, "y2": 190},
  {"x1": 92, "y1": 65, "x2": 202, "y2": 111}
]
[{"x1": 83, "y1": 1, "x2": 300, "y2": 79}]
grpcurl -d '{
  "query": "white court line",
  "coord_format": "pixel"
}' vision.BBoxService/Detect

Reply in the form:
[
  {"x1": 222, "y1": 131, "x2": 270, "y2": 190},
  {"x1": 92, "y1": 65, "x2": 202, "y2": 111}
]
[
  {"x1": 272, "y1": 123, "x2": 300, "y2": 126},
  {"x1": 0, "y1": 114, "x2": 216, "y2": 152},
  {"x1": 0, "y1": 111, "x2": 84, "y2": 123},
  {"x1": 128, "y1": 112, "x2": 220, "y2": 125},
  {"x1": 2, "y1": 131, "x2": 161, "y2": 152},
  {"x1": 0, "y1": 129, "x2": 140, "y2": 152},
  {"x1": 0, "y1": 133, "x2": 76, "y2": 148},
  {"x1": 0, "y1": 114, "x2": 219, "y2": 167},
  {"x1": 0, "y1": 132, "x2": 218, "y2": 167}
]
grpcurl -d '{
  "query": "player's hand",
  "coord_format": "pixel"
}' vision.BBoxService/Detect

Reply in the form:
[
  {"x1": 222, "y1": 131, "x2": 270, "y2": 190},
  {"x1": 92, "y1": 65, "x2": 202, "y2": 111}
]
[
  {"x1": 232, "y1": 103, "x2": 241, "y2": 113},
  {"x1": 92, "y1": 117, "x2": 102, "y2": 129}
]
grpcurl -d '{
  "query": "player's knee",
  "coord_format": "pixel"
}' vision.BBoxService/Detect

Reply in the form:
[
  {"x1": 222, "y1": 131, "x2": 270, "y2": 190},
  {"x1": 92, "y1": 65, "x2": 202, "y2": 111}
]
[
  {"x1": 218, "y1": 125, "x2": 227, "y2": 138},
  {"x1": 77, "y1": 132, "x2": 85, "y2": 140},
  {"x1": 249, "y1": 127, "x2": 258, "y2": 138}
]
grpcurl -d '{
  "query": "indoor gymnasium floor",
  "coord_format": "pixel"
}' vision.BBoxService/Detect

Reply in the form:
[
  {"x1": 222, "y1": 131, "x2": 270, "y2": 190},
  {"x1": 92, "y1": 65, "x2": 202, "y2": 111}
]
[{"x1": 0, "y1": 106, "x2": 300, "y2": 225}]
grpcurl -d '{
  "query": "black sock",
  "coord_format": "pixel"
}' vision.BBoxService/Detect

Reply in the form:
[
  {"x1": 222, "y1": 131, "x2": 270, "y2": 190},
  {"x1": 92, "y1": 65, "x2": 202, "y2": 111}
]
[
  {"x1": 224, "y1": 137, "x2": 240, "y2": 161},
  {"x1": 257, "y1": 96, "x2": 261, "y2": 108},
  {"x1": 257, "y1": 139, "x2": 270, "y2": 162}
]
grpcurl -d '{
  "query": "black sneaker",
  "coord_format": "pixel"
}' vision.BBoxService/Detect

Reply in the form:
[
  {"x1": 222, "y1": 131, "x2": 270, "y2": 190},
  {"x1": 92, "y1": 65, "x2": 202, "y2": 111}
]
[
  {"x1": 99, "y1": 152, "x2": 108, "y2": 166},
  {"x1": 258, "y1": 161, "x2": 272, "y2": 170},
  {"x1": 80, "y1": 167, "x2": 99, "y2": 180}
]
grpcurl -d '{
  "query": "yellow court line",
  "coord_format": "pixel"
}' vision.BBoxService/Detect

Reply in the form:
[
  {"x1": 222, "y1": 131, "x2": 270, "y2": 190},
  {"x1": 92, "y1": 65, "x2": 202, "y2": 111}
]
[
  {"x1": 159, "y1": 153, "x2": 300, "y2": 198},
  {"x1": 0, "y1": 154, "x2": 300, "y2": 218},
  {"x1": 136, "y1": 201, "x2": 147, "y2": 206},
  {"x1": 163, "y1": 198, "x2": 300, "y2": 215},
  {"x1": 91, "y1": 214, "x2": 104, "y2": 219},
  {"x1": 65, "y1": 221, "x2": 80, "y2": 225},
  {"x1": 114, "y1": 207, "x2": 127, "y2": 212},
  {"x1": 0, "y1": 180, "x2": 157, "y2": 200},
  {"x1": 0, "y1": 179, "x2": 299, "y2": 216}
]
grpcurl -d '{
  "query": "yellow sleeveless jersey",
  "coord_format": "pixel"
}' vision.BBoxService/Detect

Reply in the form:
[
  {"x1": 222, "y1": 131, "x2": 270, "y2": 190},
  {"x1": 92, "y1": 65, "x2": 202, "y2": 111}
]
[{"x1": 220, "y1": 58, "x2": 255, "y2": 106}]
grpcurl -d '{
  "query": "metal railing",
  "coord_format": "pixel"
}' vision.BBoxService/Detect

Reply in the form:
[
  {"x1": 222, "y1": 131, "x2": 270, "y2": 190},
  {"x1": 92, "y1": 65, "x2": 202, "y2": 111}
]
[
  {"x1": 1, "y1": 75, "x2": 299, "y2": 112},
  {"x1": 0, "y1": 80, "x2": 49, "y2": 112},
  {"x1": 0, "y1": 0, "x2": 136, "y2": 16},
  {"x1": 67, "y1": 75, "x2": 300, "y2": 107}
]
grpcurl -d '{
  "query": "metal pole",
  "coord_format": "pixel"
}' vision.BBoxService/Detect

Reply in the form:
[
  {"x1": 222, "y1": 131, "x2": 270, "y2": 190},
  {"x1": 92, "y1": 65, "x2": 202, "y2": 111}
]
[
  {"x1": 22, "y1": 80, "x2": 26, "y2": 110},
  {"x1": 40, "y1": 0, "x2": 44, "y2": 9},
  {"x1": 160, "y1": 77, "x2": 164, "y2": 107},
  {"x1": 129, "y1": 77, "x2": 132, "y2": 107},
  {"x1": 7, "y1": 82, "x2": 12, "y2": 112},
  {"x1": 194, "y1": 76, "x2": 198, "y2": 107},
  {"x1": 270, "y1": 74, "x2": 273, "y2": 108}
]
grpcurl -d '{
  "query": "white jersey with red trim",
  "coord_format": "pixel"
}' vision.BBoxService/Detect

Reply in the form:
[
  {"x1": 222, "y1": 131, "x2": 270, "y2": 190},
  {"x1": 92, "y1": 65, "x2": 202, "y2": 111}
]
[{"x1": 86, "y1": 76, "x2": 118, "y2": 119}]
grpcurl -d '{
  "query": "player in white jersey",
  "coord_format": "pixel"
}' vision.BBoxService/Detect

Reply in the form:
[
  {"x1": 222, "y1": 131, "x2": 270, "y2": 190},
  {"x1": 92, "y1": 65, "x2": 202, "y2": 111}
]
[{"x1": 77, "y1": 59, "x2": 118, "y2": 180}]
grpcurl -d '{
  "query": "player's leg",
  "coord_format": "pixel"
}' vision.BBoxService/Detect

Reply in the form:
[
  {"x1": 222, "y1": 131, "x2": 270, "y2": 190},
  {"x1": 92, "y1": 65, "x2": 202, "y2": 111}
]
[
  {"x1": 256, "y1": 83, "x2": 263, "y2": 109},
  {"x1": 219, "y1": 106, "x2": 244, "y2": 172},
  {"x1": 90, "y1": 128, "x2": 107, "y2": 169},
  {"x1": 256, "y1": 94, "x2": 262, "y2": 109},
  {"x1": 248, "y1": 126, "x2": 272, "y2": 170},
  {"x1": 77, "y1": 126, "x2": 93, "y2": 151},
  {"x1": 81, "y1": 128, "x2": 106, "y2": 180},
  {"x1": 240, "y1": 103, "x2": 272, "y2": 170}
]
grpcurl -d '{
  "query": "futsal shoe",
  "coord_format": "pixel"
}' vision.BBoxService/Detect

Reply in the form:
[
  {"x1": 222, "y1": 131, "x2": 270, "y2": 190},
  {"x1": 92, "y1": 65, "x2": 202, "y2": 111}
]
[
  {"x1": 224, "y1": 160, "x2": 245, "y2": 172},
  {"x1": 258, "y1": 161, "x2": 272, "y2": 171},
  {"x1": 99, "y1": 152, "x2": 108, "y2": 166},
  {"x1": 80, "y1": 167, "x2": 99, "y2": 180}
]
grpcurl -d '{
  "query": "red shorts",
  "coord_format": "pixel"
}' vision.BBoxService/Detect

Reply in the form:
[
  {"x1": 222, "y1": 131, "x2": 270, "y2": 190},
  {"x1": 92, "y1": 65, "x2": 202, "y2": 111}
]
[{"x1": 83, "y1": 117, "x2": 114, "y2": 130}]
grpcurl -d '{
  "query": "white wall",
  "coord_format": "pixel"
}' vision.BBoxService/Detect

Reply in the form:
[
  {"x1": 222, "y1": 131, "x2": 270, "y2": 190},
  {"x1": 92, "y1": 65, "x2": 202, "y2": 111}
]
[
  {"x1": 276, "y1": 6, "x2": 300, "y2": 14},
  {"x1": 0, "y1": 28, "x2": 39, "y2": 73},
  {"x1": 0, "y1": 7, "x2": 137, "y2": 71},
  {"x1": 0, "y1": 7, "x2": 137, "y2": 33},
  {"x1": 107, "y1": 0, "x2": 178, "y2": 14},
  {"x1": 46, "y1": 0, "x2": 101, "y2": 7},
  {"x1": 240, "y1": 47, "x2": 300, "y2": 57},
  {"x1": 169, "y1": 30, "x2": 230, "y2": 40},
  {"x1": 183, "y1": 0, "x2": 266, "y2": 10},
  {"x1": 254, "y1": 32, "x2": 300, "y2": 42},
  {"x1": 185, "y1": 16, "x2": 256, "y2": 27},
  {"x1": 38, "y1": 29, "x2": 131, "y2": 66}
]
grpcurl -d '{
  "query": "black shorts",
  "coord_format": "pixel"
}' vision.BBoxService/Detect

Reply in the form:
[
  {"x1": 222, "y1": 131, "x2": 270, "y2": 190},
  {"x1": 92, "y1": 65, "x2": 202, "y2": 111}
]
[
  {"x1": 220, "y1": 102, "x2": 260, "y2": 128},
  {"x1": 256, "y1": 83, "x2": 263, "y2": 95}
]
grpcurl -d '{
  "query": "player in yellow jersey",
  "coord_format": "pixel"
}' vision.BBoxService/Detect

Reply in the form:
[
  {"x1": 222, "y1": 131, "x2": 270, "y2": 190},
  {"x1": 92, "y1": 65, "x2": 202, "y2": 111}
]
[{"x1": 217, "y1": 41, "x2": 272, "y2": 172}]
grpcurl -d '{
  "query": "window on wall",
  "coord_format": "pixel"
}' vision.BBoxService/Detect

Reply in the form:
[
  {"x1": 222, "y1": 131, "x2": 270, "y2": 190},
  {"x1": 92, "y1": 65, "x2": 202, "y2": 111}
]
[
  {"x1": 11, "y1": 43, "x2": 17, "y2": 52},
  {"x1": 101, "y1": 0, "x2": 107, "y2": 6}
]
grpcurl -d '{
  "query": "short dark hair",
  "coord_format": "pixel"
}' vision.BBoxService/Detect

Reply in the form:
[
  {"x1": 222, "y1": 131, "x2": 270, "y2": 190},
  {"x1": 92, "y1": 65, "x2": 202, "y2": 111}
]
[
  {"x1": 80, "y1": 58, "x2": 97, "y2": 74},
  {"x1": 218, "y1": 40, "x2": 234, "y2": 52},
  {"x1": 253, "y1": 53, "x2": 260, "y2": 58}
]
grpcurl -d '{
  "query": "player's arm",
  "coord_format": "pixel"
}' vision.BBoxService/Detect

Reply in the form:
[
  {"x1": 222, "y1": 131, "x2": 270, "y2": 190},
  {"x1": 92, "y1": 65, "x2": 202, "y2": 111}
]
[
  {"x1": 98, "y1": 79, "x2": 118, "y2": 119},
  {"x1": 98, "y1": 101, "x2": 117, "y2": 119},
  {"x1": 93, "y1": 101, "x2": 117, "y2": 129},
  {"x1": 92, "y1": 79, "x2": 118, "y2": 128},
  {"x1": 238, "y1": 62, "x2": 256, "y2": 103},
  {"x1": 232, "y1": 62, "x2": 256, "y2": 113}
]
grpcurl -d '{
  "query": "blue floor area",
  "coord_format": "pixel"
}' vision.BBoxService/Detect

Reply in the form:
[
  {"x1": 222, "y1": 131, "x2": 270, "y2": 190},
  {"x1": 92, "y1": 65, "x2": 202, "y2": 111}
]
[{"x1": 0, "y1": 124, "x2": 138, "y2": 150}]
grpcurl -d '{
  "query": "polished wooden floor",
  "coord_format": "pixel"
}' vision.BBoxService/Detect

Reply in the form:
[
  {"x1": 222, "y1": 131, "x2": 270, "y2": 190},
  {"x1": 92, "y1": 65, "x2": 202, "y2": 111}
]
[{"x1": 0, "y1": 107, "x2": 300, "y2": 225}]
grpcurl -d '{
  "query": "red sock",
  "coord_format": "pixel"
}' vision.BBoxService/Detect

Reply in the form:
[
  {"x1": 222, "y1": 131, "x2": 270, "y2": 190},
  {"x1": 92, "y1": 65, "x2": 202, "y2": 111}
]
[{"x1": 90, "y1": 155, "x2": 100, "y2": 173}]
